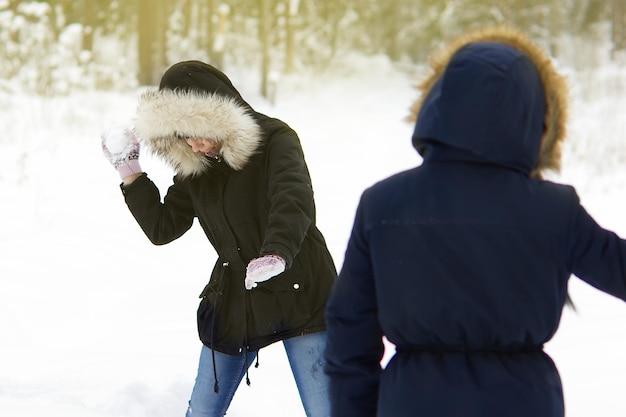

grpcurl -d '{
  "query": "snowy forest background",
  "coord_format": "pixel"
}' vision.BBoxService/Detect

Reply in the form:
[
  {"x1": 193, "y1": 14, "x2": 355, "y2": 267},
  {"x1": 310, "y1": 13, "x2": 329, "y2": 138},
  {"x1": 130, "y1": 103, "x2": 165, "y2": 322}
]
[
  {"x1": 1, "y1": 0, "x2": 626, "y2": 96},
  {"x1": 1, "y1": 1, "x2": 626, "y2": 416}
]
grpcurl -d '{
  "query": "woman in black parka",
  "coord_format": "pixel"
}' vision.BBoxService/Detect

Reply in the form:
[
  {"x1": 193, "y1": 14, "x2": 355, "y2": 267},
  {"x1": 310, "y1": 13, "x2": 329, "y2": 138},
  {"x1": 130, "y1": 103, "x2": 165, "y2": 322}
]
[
  {"x1": 101, "y1": 61, "x2": 336, "y2": 417},
  {"x1": 324, "y1": 26, "x2": 626, "y2": 417}
]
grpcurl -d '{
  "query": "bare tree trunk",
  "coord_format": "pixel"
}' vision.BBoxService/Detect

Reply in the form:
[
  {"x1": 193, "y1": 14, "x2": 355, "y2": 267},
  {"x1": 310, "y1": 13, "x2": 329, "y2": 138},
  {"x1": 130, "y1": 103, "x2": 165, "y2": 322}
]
[
  {"x1": 155, "y1": 1, "x2": 168, "y2": 71},
  {"x1": 138, "y1": 0, "x2": 157, "y2": 85},
  {"x1": 48, "y1": 0, "x2": 63, "y2": 41},
  {"x1": 182, "y1": 0, "x2": 192, "y2": 39},
  {"x1": 201, "y1": 0, "x2": 216, "y2": 63},
  {"x1": 212, "y1": 4, "x2": 230, "y2": 69},
  {"x1": 82, "y1": 0, "x2": 95, "y2": 52},
  {"x1": 382, "y1": 0, "x2": 401, "y2": 61},
  {"x1": 259, "y1": 0, "x2": 272, "y2": 98},
  {"x1": 612, "y1": 0, "x2": 626, "y2": 57},
  {"x1": 6, "y1": 0, "x2": 18, "y2": 12},
  {"x1": 284, "y1": 0, "x2": 299, "y2": 74},
  {"x1": 549, "y1": 0, "x2": 561, "y2": 57}
]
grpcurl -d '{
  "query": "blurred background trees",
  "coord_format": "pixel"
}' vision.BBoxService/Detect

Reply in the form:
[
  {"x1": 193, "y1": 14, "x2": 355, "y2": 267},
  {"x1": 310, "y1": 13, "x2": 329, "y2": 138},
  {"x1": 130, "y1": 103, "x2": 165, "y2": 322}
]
[{"x1": 0, "y1": 0, "x2": 624, "y2": 96}]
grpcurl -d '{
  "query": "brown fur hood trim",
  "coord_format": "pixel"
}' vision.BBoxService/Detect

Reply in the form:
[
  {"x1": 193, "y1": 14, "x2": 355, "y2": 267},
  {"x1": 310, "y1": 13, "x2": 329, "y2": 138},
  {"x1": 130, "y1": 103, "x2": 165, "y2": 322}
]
[
  {"x1": 407, "y1": 26, "x2": 568, "y2": 177},
  {"x1": 134, "y1": 88, "x2": 263, "y2": 177}
]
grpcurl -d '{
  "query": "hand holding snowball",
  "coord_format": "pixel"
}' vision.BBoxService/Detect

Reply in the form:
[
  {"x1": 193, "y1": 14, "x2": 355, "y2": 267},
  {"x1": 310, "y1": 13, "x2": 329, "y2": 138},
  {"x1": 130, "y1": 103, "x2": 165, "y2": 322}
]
[
  {"x1": 245, "y1": 255, "x2": 286, "y2": 290},
  {"x1": 101, "y1": 121, "x2": 142, "y2": 180}
]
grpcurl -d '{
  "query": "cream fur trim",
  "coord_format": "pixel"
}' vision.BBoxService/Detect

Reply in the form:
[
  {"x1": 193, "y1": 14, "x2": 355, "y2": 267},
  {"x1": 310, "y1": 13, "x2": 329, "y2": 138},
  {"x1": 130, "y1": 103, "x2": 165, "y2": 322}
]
[{"x1": 134, "y1": 89, "x2": 263, "y2": 177}]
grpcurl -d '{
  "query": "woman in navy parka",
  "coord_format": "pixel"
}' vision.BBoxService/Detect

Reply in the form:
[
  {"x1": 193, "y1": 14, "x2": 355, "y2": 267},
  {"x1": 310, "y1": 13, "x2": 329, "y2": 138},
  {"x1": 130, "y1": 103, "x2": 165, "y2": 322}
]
[{"x1": 324, "y1": 26, "x2": 626, "y2": 417}]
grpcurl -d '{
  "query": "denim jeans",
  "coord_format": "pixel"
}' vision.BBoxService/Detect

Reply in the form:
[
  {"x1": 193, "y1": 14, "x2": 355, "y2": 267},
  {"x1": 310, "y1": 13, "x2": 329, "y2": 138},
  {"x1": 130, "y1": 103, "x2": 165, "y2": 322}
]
[{"x1": 185, "y1": 331, "x2": 330, "y2": 417}]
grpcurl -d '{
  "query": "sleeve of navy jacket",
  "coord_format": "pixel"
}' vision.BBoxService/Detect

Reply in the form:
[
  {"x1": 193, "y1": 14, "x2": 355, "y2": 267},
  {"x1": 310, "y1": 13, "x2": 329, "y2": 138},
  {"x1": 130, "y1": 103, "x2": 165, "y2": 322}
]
[{"x1": 325, "y1": 198, "x2": 384, "y2": 417}]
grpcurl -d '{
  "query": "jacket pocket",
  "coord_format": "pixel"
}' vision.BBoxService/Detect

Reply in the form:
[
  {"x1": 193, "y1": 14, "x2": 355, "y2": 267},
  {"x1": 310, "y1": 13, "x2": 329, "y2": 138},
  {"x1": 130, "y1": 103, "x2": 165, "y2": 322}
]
[
  {"x1": 197, "y1": 294, "x2": 217, "y2": 345},
  {"x1": 247, "y1": 275, "x2": 311, "y2": 336}
]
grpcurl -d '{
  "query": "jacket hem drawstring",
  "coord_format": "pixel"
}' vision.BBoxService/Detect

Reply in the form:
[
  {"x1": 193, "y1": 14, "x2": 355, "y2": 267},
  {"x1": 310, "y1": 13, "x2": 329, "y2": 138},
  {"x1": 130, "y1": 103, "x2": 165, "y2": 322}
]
[
  {"x1": 211, "y1": 348, "x2": 219, "y2": 393},
  {"x1": 243, "y1": 348, "x2": 261, "y2": 387},
  {"x1": 210, "y1": 260, "x2": 229, "y2": 394},
  {"x1": 245, "y1": 348, "x2": 251, "y2": 386},
  {"x1": 208, "y1": 258, "x2": 262, "y2": 392},
  {"x1": 243, "y1": 279, "x2": 261, "y2": 386},
  {"x1": 243, "y1": 291, "x2": 251, "y2": 386}
]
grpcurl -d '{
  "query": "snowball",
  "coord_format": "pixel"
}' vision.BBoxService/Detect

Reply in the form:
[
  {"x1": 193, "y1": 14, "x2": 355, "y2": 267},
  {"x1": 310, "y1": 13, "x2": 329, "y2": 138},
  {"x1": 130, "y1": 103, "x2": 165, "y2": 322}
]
[{"x1": 103, "y1": 121, "x2": 134, "y2": 154}]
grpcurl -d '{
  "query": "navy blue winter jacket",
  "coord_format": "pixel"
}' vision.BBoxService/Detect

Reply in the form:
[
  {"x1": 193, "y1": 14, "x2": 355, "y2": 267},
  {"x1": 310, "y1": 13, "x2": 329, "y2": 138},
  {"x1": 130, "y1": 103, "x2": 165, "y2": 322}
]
[{"x1": 324, "y1": 38, "x2": 626, "y2": 417}]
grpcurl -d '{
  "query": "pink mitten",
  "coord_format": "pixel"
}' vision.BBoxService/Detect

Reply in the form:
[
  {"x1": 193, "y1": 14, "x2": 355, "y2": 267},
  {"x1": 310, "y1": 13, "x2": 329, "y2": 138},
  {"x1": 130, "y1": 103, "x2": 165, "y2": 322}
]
[
  {"x1": 245, "y1": 255, "x2": 286, "y2": 290},
  {"x1": 101, "y1": 121, "x2": 142, "y2": 179}
]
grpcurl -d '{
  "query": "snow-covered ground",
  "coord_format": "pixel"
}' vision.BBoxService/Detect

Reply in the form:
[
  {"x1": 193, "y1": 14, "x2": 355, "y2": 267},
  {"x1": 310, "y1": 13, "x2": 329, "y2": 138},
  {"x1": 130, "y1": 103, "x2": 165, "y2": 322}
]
[{"x1": 1, "y1": 54, "x2": 625, "y2": 416}]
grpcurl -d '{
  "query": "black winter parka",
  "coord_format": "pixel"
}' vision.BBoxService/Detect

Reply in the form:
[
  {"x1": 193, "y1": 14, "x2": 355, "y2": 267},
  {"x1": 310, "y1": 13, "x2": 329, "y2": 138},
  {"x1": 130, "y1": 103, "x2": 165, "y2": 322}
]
[{"x1": 123, "y1": 61, "x2": 336, "y2": 355}]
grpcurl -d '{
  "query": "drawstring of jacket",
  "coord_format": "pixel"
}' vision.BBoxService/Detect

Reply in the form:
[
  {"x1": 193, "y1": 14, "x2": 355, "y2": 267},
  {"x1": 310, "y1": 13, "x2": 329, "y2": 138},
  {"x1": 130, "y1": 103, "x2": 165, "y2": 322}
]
[
  {"x1": 210, "y1": 261, "x2": 229, "y2": 394},
  {"x1": 211, "y1": 348, "x2": 219, "y2": 393},
  {"x1": 244, "y1": 349, "x2": 251, "y2": 386},
  {"x1": 243, "y1": 281, "x2": 262, "y2": 387},
  {"x1": 243, "y1": 349, "x2": 261, "y2": 387},
  {"x1": 244, "y1": 289, "x2": 252, "y2": 386},
  {"x1": 209, "y1": 258, "x2": 263, "y2": 392}
]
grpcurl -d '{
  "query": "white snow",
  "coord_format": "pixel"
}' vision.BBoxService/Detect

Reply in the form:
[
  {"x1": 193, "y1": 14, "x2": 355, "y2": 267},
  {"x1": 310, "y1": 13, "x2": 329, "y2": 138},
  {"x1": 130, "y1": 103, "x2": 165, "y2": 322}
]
[{"x1": 1, "y1": 53, "x2": 625, "y2": 417}]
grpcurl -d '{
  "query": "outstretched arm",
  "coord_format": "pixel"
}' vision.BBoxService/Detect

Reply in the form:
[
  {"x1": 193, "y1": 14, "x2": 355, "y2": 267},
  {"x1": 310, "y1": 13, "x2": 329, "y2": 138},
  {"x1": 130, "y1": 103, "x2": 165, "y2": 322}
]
[
  {"x1": 101, "y1": 122, "x2": 194, "y2": 245},
  {"x1": 325, "y1": 198, "x2": 384, "y2": 417}
]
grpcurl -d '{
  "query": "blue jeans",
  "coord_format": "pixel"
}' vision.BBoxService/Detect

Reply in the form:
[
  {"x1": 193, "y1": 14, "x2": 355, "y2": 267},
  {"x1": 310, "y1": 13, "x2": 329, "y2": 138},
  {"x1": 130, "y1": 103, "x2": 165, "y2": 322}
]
[{"x1": 186, "y1": 331, "x2": 330, "y2": 417}]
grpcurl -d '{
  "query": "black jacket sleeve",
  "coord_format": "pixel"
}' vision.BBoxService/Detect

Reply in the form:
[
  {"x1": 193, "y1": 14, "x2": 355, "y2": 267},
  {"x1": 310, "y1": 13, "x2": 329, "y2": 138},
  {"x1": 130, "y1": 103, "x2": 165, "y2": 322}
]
[
  {"x1": 260, "y1": 120, "x2": 315, "y2": 267},
  {"x1": 121, "y1": 173, "x2": 195, "y2": 245}
]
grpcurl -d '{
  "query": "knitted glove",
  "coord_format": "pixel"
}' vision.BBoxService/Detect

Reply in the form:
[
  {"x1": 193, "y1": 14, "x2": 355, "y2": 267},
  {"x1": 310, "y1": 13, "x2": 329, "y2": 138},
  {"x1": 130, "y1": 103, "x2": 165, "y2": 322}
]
[
  {"x1": 245, "y1": 255, "x2": 286, "y2": 290},
  {"x1": 101, "y1": 121, "x2": 142, "y2": 179}
]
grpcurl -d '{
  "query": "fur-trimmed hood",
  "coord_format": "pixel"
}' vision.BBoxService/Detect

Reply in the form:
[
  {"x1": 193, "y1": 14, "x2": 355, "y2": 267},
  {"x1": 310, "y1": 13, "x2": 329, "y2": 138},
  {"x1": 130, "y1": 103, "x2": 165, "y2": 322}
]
[
  {"x1": 408, "y1": 26, "x2": 568, "y2": 177},
  {"x1": 134, "y1": 61, "x2": 263, "y2": 178}
]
